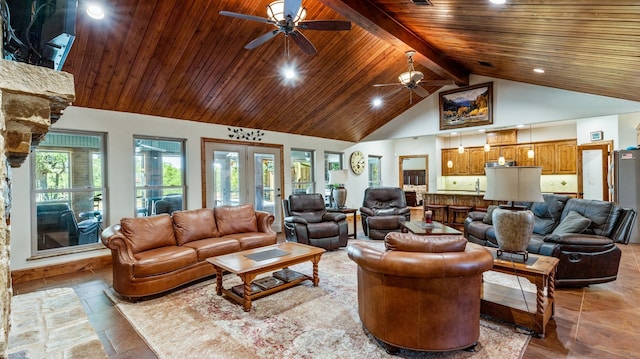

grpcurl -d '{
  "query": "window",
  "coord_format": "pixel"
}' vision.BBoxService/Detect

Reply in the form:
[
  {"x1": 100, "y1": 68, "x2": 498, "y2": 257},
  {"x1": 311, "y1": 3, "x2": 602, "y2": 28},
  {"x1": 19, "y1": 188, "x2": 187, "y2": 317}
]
[
  {"x1": 291, "y1": 149, "x2": 314, "y2": 194},
  {"x1": 134, "y1": 137, "x2": 186, "y2": 217},
  {"x1": 324, "y1": 151, "x2": 343, "y2": 205},
  {"x1": 32, "y1": 131, "x2": 106, "y2": 254},
  {"x1": 368, "y1": 155, "x2": 382, "y2": 188}
]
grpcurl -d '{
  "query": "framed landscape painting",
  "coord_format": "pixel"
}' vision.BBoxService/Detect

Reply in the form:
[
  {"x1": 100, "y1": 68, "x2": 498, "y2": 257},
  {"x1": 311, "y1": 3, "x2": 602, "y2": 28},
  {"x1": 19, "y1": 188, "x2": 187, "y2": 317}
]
[{"x1": 439, "y1": 82, "x2": 493, "y2": 130}]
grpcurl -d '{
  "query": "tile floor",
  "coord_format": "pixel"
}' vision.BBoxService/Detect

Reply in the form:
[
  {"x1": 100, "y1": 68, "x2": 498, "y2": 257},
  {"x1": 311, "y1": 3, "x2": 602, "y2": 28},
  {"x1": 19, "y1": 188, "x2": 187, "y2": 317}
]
[{"x1": 12, "y1": 234, "x2": 640, "y2": 358}]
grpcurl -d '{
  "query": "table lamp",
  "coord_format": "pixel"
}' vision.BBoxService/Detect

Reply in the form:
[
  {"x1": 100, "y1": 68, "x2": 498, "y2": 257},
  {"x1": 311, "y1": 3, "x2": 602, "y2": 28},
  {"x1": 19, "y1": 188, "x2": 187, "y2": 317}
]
[
  {"x1": 328, "y1": 169, "x2": 348, "y2": 209},
  {"x1": 484, "y1": 166, "x2": 543, "y2": 260}
]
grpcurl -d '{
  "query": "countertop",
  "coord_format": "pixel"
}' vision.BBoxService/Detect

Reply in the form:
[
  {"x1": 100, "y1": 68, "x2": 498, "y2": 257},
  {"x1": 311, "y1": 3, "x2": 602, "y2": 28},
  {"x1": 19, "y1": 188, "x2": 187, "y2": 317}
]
[{"x1": 428, "y1": 191, "x2": 485, "y2": 196}]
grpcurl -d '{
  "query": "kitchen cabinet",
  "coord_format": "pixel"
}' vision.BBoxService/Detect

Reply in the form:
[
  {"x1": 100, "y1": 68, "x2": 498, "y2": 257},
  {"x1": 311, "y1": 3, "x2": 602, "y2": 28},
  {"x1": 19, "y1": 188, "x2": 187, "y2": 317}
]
[
  {"x1": 441, "y1": 149, "x2": 457, "y2": 176},
  {"x1": 486, "y1": 129, "x2": 517, "y2": 145},
  {"x1": 501, "y1": 145, "x2": 516, "y2": 162},
  {"x1": 535, "y1": 143, "x2": 556, "y2": 174},
  {"x1": 556, "y1": 140, "x2": 577, "y2": 174},
  {"x1": 456, "y1": 149, "x2": 470, "y2": 175},
  {"x1": 516, "y1": 145, "x2": 535, "y2": 166},
  {"x1": 469, "y1": 148, "x2": 487, "y2": 175}
]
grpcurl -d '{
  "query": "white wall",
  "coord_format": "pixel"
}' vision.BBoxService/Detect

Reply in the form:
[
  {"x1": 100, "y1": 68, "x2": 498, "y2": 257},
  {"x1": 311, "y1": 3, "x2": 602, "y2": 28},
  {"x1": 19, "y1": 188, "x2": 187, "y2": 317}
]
[{"x1": 12, "y1": 74, "x2": 640, "y2": 270}]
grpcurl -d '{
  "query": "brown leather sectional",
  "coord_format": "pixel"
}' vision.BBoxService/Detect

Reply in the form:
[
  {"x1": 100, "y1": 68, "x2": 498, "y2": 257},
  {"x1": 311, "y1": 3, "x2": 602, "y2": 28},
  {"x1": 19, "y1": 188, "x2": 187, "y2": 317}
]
[{"x1": 101, "y1": 204, "x2": 277, "y2": 299}]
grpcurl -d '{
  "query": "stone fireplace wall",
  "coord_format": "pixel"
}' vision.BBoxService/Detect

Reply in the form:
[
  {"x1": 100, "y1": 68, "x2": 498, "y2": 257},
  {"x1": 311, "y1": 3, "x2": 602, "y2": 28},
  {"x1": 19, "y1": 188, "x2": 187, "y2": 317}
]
[{"x1": 0, "y1": 60, "x2": 75, "y2": 357}]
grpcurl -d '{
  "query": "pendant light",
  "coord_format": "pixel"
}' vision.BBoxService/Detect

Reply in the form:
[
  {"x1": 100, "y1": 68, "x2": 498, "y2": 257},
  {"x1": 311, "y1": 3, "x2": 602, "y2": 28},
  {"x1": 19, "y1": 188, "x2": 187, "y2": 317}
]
[
  {"x1": 447, "y1": 134, "x2": 453, "y2": 168},
  {"x1": 484, "y1": 142, "x2": 490, "y2": 152},
  {"x1": 457, "y1": 132, "x2": 465, "y2": 154},
  {"x1": 527, "y1": 124, "x2": 535, "y2": 159}
]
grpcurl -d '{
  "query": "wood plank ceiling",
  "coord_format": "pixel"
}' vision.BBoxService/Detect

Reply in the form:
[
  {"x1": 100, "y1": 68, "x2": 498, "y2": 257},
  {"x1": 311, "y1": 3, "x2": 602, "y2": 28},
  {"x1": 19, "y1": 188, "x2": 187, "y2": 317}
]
[{"x1": 63, "y1": 0, "x2": 640, "y2": 142}]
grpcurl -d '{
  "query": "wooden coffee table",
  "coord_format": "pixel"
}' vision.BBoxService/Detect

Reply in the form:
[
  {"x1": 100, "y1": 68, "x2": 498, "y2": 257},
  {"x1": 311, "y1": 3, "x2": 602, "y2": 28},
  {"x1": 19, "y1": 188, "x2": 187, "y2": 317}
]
[
  {"x1": 401, "y1": 220, "x2": 462, "y2": 235},
  {"x1": 481, "y1": 248, "x2": 559, "y2": 337},
  {"x1": 207, "y1": 242, "x2": 325, "y2": 311}
]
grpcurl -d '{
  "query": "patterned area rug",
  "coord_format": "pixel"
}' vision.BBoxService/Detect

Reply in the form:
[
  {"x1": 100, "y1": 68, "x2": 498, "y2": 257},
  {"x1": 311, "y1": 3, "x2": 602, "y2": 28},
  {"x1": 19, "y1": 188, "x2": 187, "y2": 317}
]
[
  {"x1": 8, "y1": 288, "x2": 108, "y2": 359},
  {"x1": 109, "y1": 240, "x2": 531, "y2": 358}
]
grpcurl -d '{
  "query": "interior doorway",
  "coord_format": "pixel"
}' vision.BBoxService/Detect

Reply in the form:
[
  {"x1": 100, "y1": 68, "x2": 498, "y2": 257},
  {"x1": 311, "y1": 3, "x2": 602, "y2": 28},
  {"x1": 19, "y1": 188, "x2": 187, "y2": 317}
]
[
  {"x1": 577, "y1": 141, "x2": 612, "y2": 201},
  {"x1": 398, "y1": 154, "x2": 428, "y2": 207},
  {"x1": 202, "y1": 139, "x2": 284, "y2": 232}
]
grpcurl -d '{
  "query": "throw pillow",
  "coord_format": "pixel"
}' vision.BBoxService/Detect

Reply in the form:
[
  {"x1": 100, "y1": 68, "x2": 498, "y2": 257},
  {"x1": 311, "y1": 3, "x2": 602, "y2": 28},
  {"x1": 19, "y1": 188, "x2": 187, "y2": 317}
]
[
  {"x1": 483, "y1": 205, "x2": 498, "y2": 225},
  {"x1": 552, "y1": 210, "x2": 592, "y2": 235}
]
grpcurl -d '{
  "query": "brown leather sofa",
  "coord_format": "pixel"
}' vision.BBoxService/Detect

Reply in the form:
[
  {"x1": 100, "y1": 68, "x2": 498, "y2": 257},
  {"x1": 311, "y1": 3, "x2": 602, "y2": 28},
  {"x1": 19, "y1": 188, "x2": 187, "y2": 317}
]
[
  {"x1": 282, "y1": 193, "x2": 348, "y2": 250},
  {"x1": 359, "y1": 187, "x2": 411, "y2": 239},
  {"x1": 464, "y1": 194, "x2": 637, "y2": 286},
  {"x1": 101, "y1": 204, "x2": 277, "y2": 299},
  {"x1": 347, "y1": 233, "x2": 494, "y2": 353}
]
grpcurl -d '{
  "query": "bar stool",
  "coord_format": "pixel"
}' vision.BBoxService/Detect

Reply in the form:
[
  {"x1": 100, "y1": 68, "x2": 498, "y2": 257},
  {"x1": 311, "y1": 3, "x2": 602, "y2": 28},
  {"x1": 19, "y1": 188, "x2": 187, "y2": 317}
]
[
  {"x1": 425, "y1": 204, "x2": 448, "y2": 224},
  {"x1": 448, "y1": 205, "x2": 473, "y2": 229}
]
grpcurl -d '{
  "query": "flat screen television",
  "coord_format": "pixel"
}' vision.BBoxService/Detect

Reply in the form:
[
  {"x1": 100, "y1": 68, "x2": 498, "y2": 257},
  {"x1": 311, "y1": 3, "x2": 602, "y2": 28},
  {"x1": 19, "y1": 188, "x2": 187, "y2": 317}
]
[{"x1": 2, "y1": 0, "x2": 77, "y2": 70}]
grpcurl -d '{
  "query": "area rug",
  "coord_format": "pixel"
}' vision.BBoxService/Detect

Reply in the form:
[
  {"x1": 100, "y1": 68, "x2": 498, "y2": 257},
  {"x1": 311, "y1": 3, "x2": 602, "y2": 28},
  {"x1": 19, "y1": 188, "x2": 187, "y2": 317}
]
[
  {"x1": 8, "y1": 287, "x2": 108, "y2": 359},
  {"x1": 109, "y1": 240, "x2": 531, "y2": 359}
]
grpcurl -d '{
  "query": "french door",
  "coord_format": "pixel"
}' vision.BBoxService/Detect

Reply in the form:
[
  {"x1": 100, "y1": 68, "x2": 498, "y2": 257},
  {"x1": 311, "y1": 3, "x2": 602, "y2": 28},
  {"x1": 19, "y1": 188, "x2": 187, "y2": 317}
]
[{"x1": 204, "y1": 141, "x2": 282, "y2": 232}]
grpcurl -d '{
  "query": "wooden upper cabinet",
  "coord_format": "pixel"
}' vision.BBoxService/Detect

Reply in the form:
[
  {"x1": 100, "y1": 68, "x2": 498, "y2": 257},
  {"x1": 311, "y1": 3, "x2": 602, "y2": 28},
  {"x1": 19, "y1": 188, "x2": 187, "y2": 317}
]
[
  {"x1": 441, "y1": 149, "x2": 457, "y2": 176},
  {"x1": 556, "y1": 140, "x2": 577, "y2": 174},
  {"x1": 456, "y1": 149, "x2": 470, "y2": 175},
  {"x1": 486, "y1": 147, "x2": 500, "y2": 162},
  {"x1": 516, "y1": 145, "x2": 535, "y2": 166},
  {"x1": 501, "y1": 145, "x2": 516, "y2": 162},
  {"x1": 486, "y1": 129, "x2": 518, "y2": 145},
  {"x1": 469, "y1": 148, "x2": 487, "y2": 175},
  {"x1": 535, "y1": 142, "x2": 556, "y2": 174}
]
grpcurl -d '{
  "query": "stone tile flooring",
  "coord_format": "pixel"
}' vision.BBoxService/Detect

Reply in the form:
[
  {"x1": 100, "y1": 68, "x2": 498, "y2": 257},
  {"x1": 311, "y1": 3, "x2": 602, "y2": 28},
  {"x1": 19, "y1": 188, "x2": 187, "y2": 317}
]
[{"x1": 11, "y1": 231, "x2": 640, "y2": 358}]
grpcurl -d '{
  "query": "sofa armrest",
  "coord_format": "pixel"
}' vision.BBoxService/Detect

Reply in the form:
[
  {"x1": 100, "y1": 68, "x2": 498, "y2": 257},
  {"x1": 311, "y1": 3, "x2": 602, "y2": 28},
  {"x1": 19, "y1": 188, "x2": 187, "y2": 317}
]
[
  {"x1": 284, "y1": 216, "x2": 308, "y2": 225},
  {"x1": 467, "y1": 211, "x2": 486, "y2": 222},
  {"x1": 543, "y1": 233, "x2": 613, "y2": 246},
  {"x1": 322, "y1": 212, "x2": 346, "y2": 222},
  {"x1": 395, "y1": 207, "x2": 411, "y2": 216},
  {"x1": 359, "y1": 207, "x2": 374, "y2": 217},
  {"x1": 255, "y1": 210, "x2": 276, "y2": 234},
  {"x1": 100, "y1": 224, "x2": 136, "y2": 264}
]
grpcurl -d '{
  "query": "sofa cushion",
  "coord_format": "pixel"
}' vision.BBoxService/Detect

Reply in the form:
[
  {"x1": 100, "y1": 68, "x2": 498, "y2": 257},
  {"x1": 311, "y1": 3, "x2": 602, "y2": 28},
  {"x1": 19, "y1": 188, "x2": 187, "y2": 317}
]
[
  {"x1": 385, "y1": 232, "x2": 467, "y2": 253},
  {"x1": 561, "y1": 198, "x2": 621, "y2": 237},
  {"x1": 214, "y1": 204, "x2": 258, "y2": 236},
  {"x1": 223, "y1": 232, "x2": 278, "y2": 250},
  {"x1": 120, "y1": 214, "x2": 177, "y2": 253},
  {"x1": 133, "y1": 246, "x2": 197, "y2": 277},
  {"x1": 552, "y1": 210, "x2": 592, "y2": 235},
  {"x1": 483, "y1": 205, "x2": 498, "y2": 225},
  {"x1": 531, "y1": 194, "x2": 570, "y2": 235},
  {"x1": 172, "y1": 208, "x2": 220, "y2": 245},
  {"x1": 182, "y1": 237, "x2": 241, "y2": 261}
]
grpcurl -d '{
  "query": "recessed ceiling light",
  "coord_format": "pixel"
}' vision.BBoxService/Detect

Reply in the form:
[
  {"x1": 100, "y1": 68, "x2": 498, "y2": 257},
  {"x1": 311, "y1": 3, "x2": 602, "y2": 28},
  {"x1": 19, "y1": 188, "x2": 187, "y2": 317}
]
[
  {"x1": 86, "y1": 4, "x2": 105, "y2": 19},
  {"x1": 489, "y1": 0, "x2": 506, "y2": 4},
  {"x1": 478, "y1": 129, "x2": 486, "y2": 132},
  {"x1": 533, "y1": 68, "x2": 545, "y2": 74},
  {"x1": 516, "y1": 124, "x2": 524, "y2": 128},
  {"x1": 372, "y1": 97, "x2": 382, "y2": 108},
  {"x1": 284, "y1": 69, "x2": 295, "y2": 79}
]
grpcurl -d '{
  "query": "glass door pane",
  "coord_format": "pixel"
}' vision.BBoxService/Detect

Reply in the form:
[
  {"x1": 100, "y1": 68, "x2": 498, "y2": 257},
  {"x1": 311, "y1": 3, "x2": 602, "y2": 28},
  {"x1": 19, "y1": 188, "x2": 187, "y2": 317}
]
[
  {"x1": 250, "y1": 147, "x2": 281, "y2": 232},
  {"x1": 213, "y1": 149, "x2": 244, "y2": 206}
]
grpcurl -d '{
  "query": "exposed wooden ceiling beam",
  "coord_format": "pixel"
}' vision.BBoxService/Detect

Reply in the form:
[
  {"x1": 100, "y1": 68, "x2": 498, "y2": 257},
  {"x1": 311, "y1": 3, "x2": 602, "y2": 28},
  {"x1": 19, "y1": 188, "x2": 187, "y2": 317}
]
[{"x1": 319, "y1": 0, "x2": 469, "y2": 86}]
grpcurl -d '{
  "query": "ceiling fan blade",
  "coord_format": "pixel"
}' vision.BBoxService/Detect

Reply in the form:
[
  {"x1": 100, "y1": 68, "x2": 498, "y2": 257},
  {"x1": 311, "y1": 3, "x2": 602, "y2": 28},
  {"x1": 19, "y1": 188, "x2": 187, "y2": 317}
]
[
  {"x1": 245, "y1": 30, "x2": 281, "y2": 50},
  {"x1": 284, "y1": 0, "x2": 302, "y2": 19},
  {"x1": 410, "y1": 71, "x2": 424, "y2": 83},
  {"x1": 219, "y1": 11, "x2": 273, "y2": 25},
  {"x1": 413, "y1": 85, "x2": 430, "y2": 98},
  {"x1": 373, "y1": 83, "x2": 402, "y2": 87},
  {"x1": 419, "y1": 79, "x2": 455, "y2": 86},
  {"x1": 290, "y1": 30, "x2": 317, "y2": 56},
  {"x1": 298, "y1": 20, "x2": 352, "y2": 31}
]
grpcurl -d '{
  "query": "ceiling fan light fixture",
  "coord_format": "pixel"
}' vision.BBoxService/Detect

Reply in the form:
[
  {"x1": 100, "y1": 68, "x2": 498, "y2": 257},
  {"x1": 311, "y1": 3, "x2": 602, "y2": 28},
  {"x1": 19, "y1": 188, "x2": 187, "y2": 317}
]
[{"x1": 266, "y1": 1, "x2": 307, "y2": 23}]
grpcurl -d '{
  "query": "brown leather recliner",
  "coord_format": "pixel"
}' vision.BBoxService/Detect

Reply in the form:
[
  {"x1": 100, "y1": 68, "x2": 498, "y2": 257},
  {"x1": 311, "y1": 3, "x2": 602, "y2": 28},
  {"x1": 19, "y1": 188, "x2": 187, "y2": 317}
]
[
  {"x1": 282, "y1": 193, "x2": 348, "y2": 250},
  {"x1": 347, "y1": 233, "x2": 494, "y2": 353},
  {"x1": 359, "y1": 187, "x2": 411, "y2": 239}
]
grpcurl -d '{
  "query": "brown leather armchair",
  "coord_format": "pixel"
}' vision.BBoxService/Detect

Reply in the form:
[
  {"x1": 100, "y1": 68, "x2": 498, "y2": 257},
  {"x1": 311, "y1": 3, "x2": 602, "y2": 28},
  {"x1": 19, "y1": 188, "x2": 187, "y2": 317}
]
[
  {"x1": 359, "y1": 187, "x2": 411, "y2": 239},
  {"x1": 282, "y1": 193, "x2": 348, "y2": 250},
  {"x1": 347, "y1": 232, "x2": 494, "y2": 353}
]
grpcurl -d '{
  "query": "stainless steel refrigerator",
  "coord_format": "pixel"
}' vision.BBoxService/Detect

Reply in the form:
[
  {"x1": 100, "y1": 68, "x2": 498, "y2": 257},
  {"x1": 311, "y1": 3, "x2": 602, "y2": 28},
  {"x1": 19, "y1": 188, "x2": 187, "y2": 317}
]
[{"x1": 614, "y1": 150, "x2": 640, "y2": 243}]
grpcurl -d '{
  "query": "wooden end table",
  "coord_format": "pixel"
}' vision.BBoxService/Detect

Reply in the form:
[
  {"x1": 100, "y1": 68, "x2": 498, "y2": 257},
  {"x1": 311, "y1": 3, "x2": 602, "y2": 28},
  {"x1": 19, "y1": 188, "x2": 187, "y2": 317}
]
[
  {"x1": 327, "y1": 207, "x2": 358, "y2": 238},
  {"x1": 481, "y1": 248, "x2": 559, "y2": 337},
  {"x1": 207, "y1": 242, "x2": 325, "y2": 312}
]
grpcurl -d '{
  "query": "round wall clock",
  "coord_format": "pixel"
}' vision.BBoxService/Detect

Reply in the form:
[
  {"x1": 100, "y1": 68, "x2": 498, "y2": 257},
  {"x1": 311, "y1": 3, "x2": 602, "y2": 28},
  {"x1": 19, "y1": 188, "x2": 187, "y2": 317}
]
[{"x1": 350, "y1": 150, "x2": 365, "y2": 175}]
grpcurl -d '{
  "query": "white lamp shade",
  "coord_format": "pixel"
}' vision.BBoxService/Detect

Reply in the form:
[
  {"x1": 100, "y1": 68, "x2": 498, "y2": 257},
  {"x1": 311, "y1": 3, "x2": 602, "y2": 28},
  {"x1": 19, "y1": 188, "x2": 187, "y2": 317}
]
[
  {"x1": 484, "y1": 166, "x2": 544, "y2": 202},
  {"x1": 266, "y1": 1, "x2": 307, "y2": 22},
  {"x1": 328, "y1": 169, "x2": 348, "y2": 185}
]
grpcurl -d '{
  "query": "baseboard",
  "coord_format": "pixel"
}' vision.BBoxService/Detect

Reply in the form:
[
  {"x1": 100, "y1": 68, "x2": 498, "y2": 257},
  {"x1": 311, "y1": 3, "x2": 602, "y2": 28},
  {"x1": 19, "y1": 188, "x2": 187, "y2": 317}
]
[{"x1": 11, "y1": 254, "x2": 112, "y2": 285}]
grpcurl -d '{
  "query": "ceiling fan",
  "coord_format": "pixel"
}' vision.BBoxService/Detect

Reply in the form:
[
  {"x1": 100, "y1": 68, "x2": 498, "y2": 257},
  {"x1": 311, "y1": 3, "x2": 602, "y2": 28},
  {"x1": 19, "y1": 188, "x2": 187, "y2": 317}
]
[
  {"x1": 374, "y1": 50, "x2": 454, "y2": 104},
  {"x1": 219, "y1": 0, "x2": 351, "y2": 56}
]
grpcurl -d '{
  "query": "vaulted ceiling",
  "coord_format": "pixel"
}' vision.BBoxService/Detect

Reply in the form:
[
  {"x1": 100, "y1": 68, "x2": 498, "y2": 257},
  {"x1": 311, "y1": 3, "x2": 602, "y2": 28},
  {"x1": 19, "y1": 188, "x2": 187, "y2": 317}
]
[{"x1": 63, "y1": 0, "x2": 640, "y2": 142}]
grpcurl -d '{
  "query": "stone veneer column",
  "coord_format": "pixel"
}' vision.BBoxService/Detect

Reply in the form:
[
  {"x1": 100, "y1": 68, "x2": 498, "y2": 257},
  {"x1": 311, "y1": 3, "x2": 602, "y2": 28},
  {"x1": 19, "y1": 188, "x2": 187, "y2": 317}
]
[{"x1": 0, "y1": 59, "x2": 75, "y2": 357}]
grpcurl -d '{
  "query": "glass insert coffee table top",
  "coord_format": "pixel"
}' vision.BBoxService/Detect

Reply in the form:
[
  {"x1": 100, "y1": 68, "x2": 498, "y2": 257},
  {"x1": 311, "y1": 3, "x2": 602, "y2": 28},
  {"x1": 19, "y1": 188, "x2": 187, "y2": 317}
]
[{"x1": 402, "y1": 221, "x2": 462, "y2": 235}]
